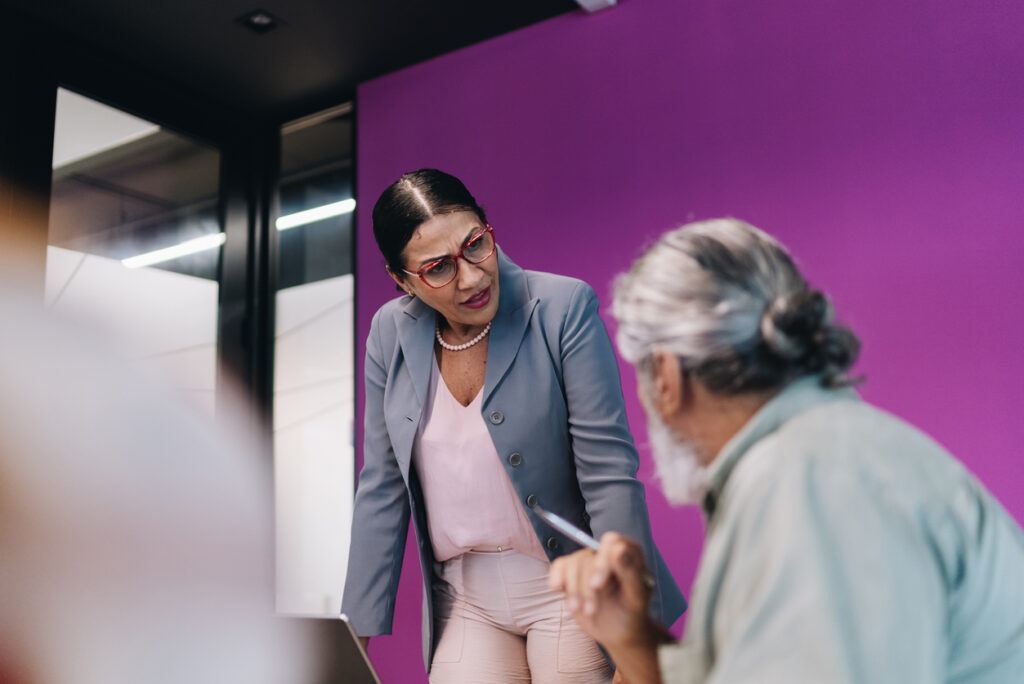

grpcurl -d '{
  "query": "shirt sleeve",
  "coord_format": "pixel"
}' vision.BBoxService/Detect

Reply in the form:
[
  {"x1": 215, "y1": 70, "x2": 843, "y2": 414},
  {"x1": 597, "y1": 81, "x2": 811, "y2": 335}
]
[
  {"x1": 340, "y1": 309, "x2": 411, "y2": 636},
  {"x1": 700, "y1": 447, "x2": 947, "y2": 684}
]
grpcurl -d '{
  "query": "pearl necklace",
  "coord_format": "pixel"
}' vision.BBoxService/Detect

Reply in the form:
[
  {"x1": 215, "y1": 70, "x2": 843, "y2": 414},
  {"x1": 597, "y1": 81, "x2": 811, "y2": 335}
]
[{"x1": 436, "y1": 321, "x2": 492, "y2": 352}]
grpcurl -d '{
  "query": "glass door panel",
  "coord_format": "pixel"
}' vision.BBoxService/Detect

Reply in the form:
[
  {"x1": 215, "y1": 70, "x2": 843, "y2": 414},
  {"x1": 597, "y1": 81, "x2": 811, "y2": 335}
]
[
  {"x1": 46, "y1": 88, "x2": 222, "y2": 416},
  {"x1": 274, "y1": 108, "x2": 355, "y2": 615}
]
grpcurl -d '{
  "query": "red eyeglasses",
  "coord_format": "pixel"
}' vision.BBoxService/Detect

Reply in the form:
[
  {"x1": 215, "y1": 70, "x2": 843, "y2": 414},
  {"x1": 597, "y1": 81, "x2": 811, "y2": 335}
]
[{"x1": 403, "y1": 226, "x2": 496, "y2": 288}]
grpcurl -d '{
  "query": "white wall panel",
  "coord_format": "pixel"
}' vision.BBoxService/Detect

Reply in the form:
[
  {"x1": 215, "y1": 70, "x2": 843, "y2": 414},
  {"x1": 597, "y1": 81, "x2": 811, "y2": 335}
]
[{"x1": 274, "y1": 274, "x2": 355, "y2": 616}]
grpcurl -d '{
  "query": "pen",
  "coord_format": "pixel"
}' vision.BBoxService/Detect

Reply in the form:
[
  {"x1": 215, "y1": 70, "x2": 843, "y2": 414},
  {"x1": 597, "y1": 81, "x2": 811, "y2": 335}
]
[
  {"x1": 533, "y1": 504, "x2": 656, "y2": 589},
  {"x1": 532, "y1": 504, "x2": 600, "y2": 550}
]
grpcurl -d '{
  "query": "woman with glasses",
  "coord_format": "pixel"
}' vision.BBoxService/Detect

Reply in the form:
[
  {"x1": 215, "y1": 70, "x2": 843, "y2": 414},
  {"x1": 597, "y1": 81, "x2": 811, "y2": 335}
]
[{"x1": 341, "y1": 169, "x2": 685, "y2": 683}]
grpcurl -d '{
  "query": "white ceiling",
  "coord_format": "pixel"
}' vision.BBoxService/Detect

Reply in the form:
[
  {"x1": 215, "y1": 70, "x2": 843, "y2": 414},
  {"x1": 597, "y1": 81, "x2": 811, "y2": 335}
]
[{"x1": 52, "y1": 88, "x2": 159, "y2": 170}]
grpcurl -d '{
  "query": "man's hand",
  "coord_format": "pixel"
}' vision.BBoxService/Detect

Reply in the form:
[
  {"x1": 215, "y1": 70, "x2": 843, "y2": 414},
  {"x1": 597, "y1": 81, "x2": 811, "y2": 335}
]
[
  {"x1": 549, "y1": 532, "x2": 670, "y2": 684},
  {"x1": 549, "y1": 532, "x2": 653, "y2": 648}
]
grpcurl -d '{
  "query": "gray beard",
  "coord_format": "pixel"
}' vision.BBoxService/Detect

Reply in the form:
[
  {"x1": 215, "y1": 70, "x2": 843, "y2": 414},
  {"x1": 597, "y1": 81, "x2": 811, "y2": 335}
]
[{"x1": 645, "y1": 411, "x2": 709, "y2": 506}]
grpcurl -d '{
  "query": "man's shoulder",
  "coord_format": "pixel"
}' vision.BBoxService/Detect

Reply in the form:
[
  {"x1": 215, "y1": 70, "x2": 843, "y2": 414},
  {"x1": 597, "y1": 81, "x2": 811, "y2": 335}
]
[
  {"x1": 779, "y1": 399, "x2": 958, "y2": 482},
  {"x1": 727, "y1": 398, "x2": 963, "y2": 519}
]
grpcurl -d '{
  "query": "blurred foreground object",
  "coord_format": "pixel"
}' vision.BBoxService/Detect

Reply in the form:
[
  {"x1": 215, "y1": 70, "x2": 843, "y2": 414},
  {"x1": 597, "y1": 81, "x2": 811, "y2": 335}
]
[{"x1": 0, "y1": 285, "x2": 317, "y2": 684}]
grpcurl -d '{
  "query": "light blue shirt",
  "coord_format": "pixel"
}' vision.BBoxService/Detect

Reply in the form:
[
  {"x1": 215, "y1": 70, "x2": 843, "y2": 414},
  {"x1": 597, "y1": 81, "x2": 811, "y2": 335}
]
[{"x1": 660, "y1": 376, "x2": 1024, "y2": 683}]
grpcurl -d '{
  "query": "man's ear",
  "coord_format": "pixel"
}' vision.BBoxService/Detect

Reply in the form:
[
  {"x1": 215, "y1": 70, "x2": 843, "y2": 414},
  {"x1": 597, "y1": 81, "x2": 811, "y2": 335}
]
[
  {"x1": 386, "y1": 266, "x2": 413, "y2": 296},
  {"x1": 651, "y1": 350, "x2": 685, "y2": 416}
]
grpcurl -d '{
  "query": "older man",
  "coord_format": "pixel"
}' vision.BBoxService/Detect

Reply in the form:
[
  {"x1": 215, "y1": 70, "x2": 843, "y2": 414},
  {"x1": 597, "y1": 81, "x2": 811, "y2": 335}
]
[{"x1": 549, "y1": 219, "x2": 1024, "y2": 683}]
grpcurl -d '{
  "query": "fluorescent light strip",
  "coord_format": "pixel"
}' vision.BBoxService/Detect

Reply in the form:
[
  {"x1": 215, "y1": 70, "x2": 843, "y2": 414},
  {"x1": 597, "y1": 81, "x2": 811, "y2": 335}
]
[
  {"x1": 122, "y1": 232, "x2": 226, "y2": 269},
  {"x1": 276, "y1": 198, "x2": 355, "y2": 231},
  {"x1": 120, "y1": 199, "x2": 356, "y2": 268}
]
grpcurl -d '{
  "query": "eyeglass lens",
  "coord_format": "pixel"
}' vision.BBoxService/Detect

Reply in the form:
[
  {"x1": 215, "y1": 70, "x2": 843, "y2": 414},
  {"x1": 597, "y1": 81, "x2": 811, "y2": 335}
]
[{"x1": 422, "y1": 230, "x2": 494, "y2": 287}]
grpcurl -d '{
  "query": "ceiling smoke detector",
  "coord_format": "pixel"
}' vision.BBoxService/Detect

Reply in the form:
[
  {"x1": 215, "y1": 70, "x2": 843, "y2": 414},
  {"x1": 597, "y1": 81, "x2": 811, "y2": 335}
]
[
  {"x1": 576, "y1": 0, "x2": 617, "y2": 12},
  {"x1": 236, "y1": 8, "x2": 284, "y2": 34}
]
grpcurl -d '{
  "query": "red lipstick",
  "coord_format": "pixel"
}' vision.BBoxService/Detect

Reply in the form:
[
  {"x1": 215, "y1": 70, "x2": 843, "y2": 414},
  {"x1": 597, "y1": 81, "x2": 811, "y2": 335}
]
[{"x1": 462, "y1": 287, "x2": 491, "y2": 309}]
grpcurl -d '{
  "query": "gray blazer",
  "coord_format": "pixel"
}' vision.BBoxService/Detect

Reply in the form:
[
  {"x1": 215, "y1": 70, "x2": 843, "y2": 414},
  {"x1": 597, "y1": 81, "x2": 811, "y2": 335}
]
[{"x1": 341, "y1": 249, "x2": 686, "y2": 670}]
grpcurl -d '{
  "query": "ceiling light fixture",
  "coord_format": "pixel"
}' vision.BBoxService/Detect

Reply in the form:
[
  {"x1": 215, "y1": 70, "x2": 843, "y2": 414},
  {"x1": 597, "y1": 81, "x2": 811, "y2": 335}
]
[
  {"x1": 236, "y1": 8, "x2": 284, "y2": 34},
  {"x1": 276, "y1": 198, "x2": 356, "y2": 231},
  {"x1": 575, "y1": 0, "x2": 617, "y2": 12},
  {"x1": 122, "y1": 233, "x2": 226, "y2": 269}
]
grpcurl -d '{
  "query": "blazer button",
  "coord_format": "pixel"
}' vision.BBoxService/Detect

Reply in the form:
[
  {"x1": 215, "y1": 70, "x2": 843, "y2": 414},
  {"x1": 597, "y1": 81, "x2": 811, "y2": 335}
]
[
  {"x1": 546, "y1": 536, "x2": 558, "y2": 551},
  {"x1": 508, "y1": 452, "x2": 522, "y2": 466},
  {"x1": 489, "y1": 410, "x2": 504, "y2": 425},
  {"x1": 526, "y1": 494, "x2": 538, "y2": 508}
]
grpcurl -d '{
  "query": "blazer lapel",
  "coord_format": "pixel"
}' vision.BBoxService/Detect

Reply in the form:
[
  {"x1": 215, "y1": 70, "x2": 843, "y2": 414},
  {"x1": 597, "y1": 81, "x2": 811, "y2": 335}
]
[
  {"x1": 395, "y1": 294, "x2": 436, "y2": 409},
  {"x1": 392, "y1": 250, "x2": 537, "y2": 440},
  {"x1": 483, "y1": 250, "x2": 538, "y2": 405}
]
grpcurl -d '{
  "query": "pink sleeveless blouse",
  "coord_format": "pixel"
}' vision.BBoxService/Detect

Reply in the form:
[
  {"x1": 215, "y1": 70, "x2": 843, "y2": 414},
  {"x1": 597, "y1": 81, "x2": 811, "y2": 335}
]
[{"x1": 412, "y1": 355, "x2": 547, "y2": 563}]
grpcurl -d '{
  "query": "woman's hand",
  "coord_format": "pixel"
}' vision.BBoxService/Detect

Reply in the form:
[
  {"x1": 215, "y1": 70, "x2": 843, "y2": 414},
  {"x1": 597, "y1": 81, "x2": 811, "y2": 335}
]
[
  {"x1": 549, "y1": 532, "x2": 669, "y2": 684},
  {"x1": 358, "y1": 636, "x2": 370, "y2": 652}
]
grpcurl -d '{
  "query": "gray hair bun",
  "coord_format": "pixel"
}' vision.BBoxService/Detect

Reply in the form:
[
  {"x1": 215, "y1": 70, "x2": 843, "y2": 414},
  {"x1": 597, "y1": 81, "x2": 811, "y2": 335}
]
[
  {"x1": 760, "y1": 289, "x2": 859, "y2": 387},
  {"x1": 612, "y1": 218, "x2": 862, "y2": 395}
]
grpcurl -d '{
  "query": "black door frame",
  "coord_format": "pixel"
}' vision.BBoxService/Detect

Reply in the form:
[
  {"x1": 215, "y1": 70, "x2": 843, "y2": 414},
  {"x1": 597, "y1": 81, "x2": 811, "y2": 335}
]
[{"x1": 2, "y1": 9, "x2": 289, "y2": 429}]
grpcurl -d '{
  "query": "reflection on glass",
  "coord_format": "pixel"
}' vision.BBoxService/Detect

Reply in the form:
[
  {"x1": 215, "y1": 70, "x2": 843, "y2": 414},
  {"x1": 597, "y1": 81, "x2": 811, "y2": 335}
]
[
  {"x1": 46, "y1": 88, "x2": 222, "y2": 416},
  {"x1": 274, "y1": 108, "x2": 356, "y2": 616}
]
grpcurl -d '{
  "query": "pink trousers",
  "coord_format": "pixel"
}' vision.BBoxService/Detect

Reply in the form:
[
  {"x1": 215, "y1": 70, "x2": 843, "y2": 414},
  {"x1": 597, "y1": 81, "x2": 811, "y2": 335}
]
[{"x1": 429, "y1": 549, "x2": 613, "y2": 684}]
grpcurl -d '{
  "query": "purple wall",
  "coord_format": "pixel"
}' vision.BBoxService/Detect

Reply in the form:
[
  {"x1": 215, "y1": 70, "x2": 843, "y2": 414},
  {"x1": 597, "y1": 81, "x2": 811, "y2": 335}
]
[{"x1": 354, "y1": 1, "x2": 1024, "y2": 680}]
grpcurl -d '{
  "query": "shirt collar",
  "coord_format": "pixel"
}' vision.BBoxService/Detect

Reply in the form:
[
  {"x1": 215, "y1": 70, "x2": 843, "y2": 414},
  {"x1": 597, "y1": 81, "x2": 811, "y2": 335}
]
[{"x1": 701, "y1": 375, "x2": 860, "y2": 517}]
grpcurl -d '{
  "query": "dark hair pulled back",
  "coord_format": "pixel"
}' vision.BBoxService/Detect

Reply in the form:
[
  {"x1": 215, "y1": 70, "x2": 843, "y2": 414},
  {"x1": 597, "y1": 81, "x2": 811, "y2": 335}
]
[{"x1": 371, "y1": 169, "x2": 487, "y2": 277}]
